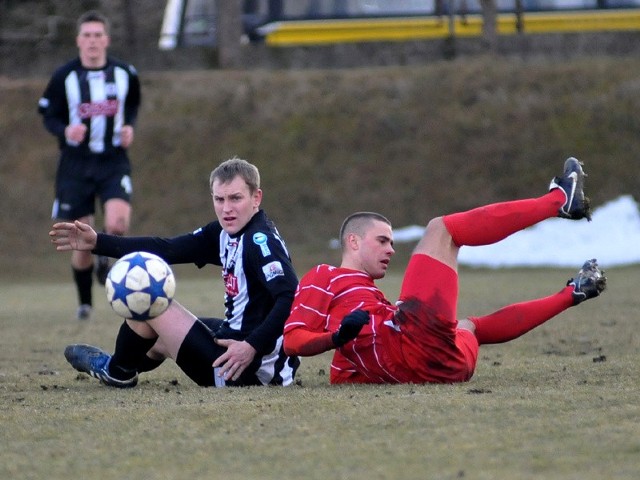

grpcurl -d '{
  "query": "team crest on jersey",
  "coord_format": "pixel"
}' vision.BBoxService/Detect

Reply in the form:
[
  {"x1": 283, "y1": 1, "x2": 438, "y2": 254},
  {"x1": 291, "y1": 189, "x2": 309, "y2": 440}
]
[
  {"x1": 87, "y1": 71, "x2": 105, "y2": 81},
  {"x1": 253, "y1": 232, "x2": 271, "y2": 257},
  {"x1": 105, "y1": 82, "x2": 117, "y2": 97},
  {"x1": 262, "y1": 261, "x2": 284, "y2": 282}
]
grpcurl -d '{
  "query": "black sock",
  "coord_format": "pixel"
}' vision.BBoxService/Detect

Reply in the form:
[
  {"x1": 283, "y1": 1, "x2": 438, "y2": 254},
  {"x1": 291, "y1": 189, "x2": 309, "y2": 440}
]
[
  {"x1": 97, "y1": 255, "x2": 110, "y2": 270},
  {"x1": 109, "y1": 322, "x2": 157, "y2": 379},
  {"x1": 137, "y1": 356, "x2": 165, "y2": 373},
  {"x1": 72, "y1": 266, "x2": 93, "y2": 306}
]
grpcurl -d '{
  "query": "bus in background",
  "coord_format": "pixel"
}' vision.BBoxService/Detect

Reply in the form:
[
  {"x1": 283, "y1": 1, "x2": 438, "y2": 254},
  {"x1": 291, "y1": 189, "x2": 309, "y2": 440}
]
[{"x1": 159, "y1": 0, "x2": 640, "y2": 49}]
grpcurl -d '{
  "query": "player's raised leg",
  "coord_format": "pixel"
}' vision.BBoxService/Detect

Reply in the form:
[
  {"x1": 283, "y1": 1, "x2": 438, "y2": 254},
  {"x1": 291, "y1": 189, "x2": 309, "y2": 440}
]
[
  {"x1": 443, "y1": 156, "x2": 590, "y2": 247},
  {"x1": 413, "y1": 157, "x2": 591, "y2": 272}
]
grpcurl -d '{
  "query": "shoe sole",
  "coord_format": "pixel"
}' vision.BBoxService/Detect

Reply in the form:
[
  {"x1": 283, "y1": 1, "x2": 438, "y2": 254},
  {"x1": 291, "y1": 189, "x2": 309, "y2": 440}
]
[{"x1": 559, "y1": 157, "x2": 591, "y2": 221}]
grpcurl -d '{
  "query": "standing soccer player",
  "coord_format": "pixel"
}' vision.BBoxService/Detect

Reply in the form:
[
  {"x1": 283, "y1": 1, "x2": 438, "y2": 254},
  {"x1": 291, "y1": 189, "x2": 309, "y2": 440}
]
[{"x1": 38, "y1": 11, "x2": 141, "y2": 320}]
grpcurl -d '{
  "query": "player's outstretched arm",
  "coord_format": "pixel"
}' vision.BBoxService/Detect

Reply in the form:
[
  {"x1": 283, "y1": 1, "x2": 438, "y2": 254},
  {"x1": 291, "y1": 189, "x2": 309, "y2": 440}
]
[
  {"x1": 283, "y1": 310, "x2": 371, "y2": 357},
  {"x1": 49, "y1": 220, "x2": 97, "y2": 251}
]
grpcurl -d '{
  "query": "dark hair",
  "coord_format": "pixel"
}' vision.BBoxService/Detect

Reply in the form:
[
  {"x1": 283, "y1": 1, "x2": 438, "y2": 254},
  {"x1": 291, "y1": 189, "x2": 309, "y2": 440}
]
[
  {"x1": 339, "y1": 212, "x2": 391, "y2": 248},
  {"x1": 77, "y1": 10, "x2": 110, "y2": 35},
  {"x1": 209, "y1": 157, "x2": 260, "y2": 194}
]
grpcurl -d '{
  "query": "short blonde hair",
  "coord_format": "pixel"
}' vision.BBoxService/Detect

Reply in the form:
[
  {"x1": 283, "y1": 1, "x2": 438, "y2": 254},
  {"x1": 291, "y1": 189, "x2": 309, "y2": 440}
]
[{"x1": 209, "y1": 157, "x2": 260, "y2": 194}]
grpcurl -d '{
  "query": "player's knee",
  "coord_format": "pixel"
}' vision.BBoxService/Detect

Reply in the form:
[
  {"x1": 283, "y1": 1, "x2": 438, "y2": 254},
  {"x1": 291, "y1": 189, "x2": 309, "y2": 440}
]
[
  {"x1": 414, "y1": 216, "x2": 457, "y2": 264},
  {"x1": 104, "y1": 199, "x2": 131, "y2": 235},
  {"x1": 425, "y1": 216, "x2": 447, "y2": 236},
  {"x1": 457, "y1": 318, "x2": 476, "y2": 334},
  {"x1": 105, "y1": 216, "x2": 129, "y2": 236},
  {"x1": 71, "y1": 249, "x2": 93, "y2": 269}
]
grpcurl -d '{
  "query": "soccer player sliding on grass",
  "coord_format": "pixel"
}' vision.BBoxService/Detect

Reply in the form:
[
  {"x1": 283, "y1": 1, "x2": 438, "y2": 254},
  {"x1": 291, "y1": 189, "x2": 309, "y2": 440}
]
[{"x1": 283, "y1": 157, "x2": 607, "y2": 384}]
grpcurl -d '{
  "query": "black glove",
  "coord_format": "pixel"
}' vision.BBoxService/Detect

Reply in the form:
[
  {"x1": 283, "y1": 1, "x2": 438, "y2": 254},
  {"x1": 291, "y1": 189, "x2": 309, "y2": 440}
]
[{"x1": 332, "y1": 310, "x2": 370, "y2": 347}]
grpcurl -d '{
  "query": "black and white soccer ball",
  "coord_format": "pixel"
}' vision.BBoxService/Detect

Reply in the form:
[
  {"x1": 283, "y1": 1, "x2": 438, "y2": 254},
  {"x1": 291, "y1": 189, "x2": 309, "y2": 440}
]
[{"x1": 105, "y1": 251, "x2": 176, "y2": 321}]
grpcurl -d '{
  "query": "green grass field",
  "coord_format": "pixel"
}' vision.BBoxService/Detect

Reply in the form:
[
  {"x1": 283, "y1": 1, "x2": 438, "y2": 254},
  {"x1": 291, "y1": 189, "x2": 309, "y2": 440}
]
[
  {"x1": 4, "y1": 46, "x2": 640, "y2": 479},
  {"x1": 1, "y1": 265, "x2": 638, "y2": 480}
]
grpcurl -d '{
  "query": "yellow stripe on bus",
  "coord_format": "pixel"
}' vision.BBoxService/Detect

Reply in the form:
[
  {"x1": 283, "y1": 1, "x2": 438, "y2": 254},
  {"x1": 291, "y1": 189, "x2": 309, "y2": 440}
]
[{"x1": 263, "y1": 10, "x2": 640, "y2": 46}]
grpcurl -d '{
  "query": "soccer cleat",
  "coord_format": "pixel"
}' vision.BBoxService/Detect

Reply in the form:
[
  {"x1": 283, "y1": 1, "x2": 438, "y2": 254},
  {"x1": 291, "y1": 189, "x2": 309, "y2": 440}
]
[
  {"x1": 567, "y1": 259, "x2": 607, "y2": 305},
  {"x1": 76, "y1": 304, "x2": 92, "y2": 321},
  {"x1": 64, "y1": 344, "x2": 138, "y2": 388},
  {"x1": 549, "y1": 157, "x2": 592, "y2": 221},
  {"x1": 96, "y1": 255, "x2": 110, "y2": 286}
]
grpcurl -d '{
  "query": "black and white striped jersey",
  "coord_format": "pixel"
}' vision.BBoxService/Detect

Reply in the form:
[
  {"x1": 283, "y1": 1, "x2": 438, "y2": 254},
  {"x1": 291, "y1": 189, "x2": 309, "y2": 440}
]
[
  {"x1": 38, "y1": 57, "x2": 141, "y2": 154},
  {"x1": 94, "y1": 210, "x2": 300, "y2": 386}
]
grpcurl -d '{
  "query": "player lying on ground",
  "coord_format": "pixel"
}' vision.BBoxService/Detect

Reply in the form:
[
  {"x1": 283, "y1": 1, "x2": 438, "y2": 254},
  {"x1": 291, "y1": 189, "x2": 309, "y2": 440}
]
[
  {"x1": 283, "y1": 157, "x2": 607, "y2": 384},
  {"x1": 50, "y1": 158, "x2": 299, "y2": 388}
]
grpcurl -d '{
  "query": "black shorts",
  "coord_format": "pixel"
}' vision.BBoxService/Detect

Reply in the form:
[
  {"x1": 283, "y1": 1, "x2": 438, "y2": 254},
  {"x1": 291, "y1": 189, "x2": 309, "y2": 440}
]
[
  {"x1": 52, "y1": 149, "x2": 132, "y2": 220},
  {"x1": 175, "y1": 318, "x2": 263, "y2": 388}
]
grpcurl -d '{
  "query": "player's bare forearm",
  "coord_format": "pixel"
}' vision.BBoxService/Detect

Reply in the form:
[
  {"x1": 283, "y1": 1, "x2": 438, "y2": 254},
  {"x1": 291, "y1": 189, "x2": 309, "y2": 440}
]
[{"x1": 49, "y1": 220, "x2": 97, "y2": 251}]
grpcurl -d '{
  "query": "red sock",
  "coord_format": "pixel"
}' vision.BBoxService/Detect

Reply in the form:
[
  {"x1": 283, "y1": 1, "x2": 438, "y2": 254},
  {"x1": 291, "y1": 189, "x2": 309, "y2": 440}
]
[
  {"x1": 469, "y1": 286, "x2": 574, "y2": 344},
  {"x1": 443, "y1": 189, "x2": 565, "y2": 247}
]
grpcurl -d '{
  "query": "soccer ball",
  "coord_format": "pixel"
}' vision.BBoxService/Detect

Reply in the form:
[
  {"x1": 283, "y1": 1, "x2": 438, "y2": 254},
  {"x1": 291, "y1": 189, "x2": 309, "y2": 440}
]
[{"x1": 105, "y1": 251, "x2": 176, "y2": 321}]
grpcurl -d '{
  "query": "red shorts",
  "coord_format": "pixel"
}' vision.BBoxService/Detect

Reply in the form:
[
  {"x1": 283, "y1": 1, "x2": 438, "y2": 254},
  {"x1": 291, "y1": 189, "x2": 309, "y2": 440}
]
[{"x1": 381, "y1": 254, "x2": 479, "y2": 383}]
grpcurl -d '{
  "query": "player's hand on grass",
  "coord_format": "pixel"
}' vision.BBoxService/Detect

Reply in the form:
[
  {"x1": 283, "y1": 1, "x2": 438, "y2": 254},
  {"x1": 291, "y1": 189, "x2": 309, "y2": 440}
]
[
  {"x1": 49, "y1": 220, "x2": 97, "y2": 251},
  {"x1": 332, "y1": 310, "x2": 370, "y2": 347},
  {"x1": 213, "y1": 339, "x2": 257, "y2": 382}
]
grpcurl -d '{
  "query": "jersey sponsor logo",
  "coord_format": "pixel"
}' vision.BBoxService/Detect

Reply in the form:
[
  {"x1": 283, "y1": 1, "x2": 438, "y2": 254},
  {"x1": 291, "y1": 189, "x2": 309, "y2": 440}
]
[
  {"x1": 224, "y1": 272, "x2": 239, "y2": 297},
  {"x1": 253, "y1": 232, "x2": 271, "y2": 257},
  {"x1": 262, "y1": 261, "x2": 284, "y2": 282},
  {"x1": 78, "y1": 99, "x2": 119, "y2": 118}
]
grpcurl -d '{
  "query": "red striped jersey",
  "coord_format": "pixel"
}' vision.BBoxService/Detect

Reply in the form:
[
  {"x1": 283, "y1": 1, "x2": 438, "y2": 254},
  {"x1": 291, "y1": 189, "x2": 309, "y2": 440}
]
[{"x1": 284, "y1": 264, "x2": 402, "y2": 383}]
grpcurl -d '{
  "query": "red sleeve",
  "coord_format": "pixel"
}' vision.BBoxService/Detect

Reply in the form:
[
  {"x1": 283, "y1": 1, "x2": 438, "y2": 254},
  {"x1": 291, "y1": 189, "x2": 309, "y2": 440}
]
[
  {"x1": 283, "y1": 328, "x2": 334, "y2": 357},
  {"x1": 283, "y1": 265, "x2": 336, "y2": 357}
]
